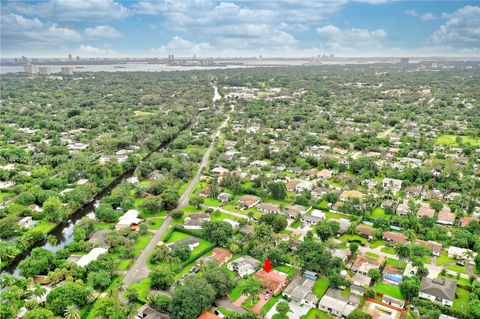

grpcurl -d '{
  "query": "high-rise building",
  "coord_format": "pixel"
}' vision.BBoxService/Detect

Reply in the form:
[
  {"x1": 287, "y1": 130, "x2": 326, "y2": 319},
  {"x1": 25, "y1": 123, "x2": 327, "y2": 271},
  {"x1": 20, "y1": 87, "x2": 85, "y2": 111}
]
[
  {"x1": 68, "y1": 54, "x2": 72, "y2": 61},
  {"x1": 400, "y1": 58, "x2": 409, "y2": 64},
  {"x1": 38, "y1": 66, "x2": 51, "y2": 75},
  {"x1": 23, "y1": 64, "x2": 35, "y2": 77},
  {"x1": 61, "y1": 66, "x2": 74, "y2": 75},
  {"x1": 76, "y1": 56, "x2": 80, "y2": 61}
]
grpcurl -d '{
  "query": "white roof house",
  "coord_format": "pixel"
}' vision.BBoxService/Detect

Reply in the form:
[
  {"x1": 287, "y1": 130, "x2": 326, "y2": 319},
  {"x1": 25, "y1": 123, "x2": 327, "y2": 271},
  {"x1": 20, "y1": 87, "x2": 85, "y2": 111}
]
[
  {"x1": 115, "y1": 209, "x2": 141, "y2": 229},
  {"x1": 318, "y1": 294, "x2": 356, "y2": 318},
  {"x1": 76, "y1": 248, "x2": 108, "y2": 267},
  {"x1": 311, "y1": 209, "x2": 326, "y2": 220}
]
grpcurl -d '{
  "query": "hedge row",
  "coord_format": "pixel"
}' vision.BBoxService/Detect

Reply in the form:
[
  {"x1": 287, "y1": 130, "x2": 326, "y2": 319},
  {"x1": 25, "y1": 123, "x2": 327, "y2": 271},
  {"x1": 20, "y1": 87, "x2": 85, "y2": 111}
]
[{"x1": 411, "y1": 297, "x2": 468, "y2": 319}]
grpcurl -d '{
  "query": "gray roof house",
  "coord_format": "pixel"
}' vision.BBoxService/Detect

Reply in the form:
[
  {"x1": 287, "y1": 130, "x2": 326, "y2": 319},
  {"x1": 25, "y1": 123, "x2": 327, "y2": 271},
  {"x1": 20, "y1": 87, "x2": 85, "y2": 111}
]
[
  {"x1": 166, "y1": 237, "x2": 200, "y2": 252},
  {"x1": 419, "y1": 278, "x2": 457, "y2": 307},
  {"x1": 227, "y1": 256, "x2": 260, "y2": 278},
  {"x1": 283, "y1": 276, "x2": 318, "y2": 307}
]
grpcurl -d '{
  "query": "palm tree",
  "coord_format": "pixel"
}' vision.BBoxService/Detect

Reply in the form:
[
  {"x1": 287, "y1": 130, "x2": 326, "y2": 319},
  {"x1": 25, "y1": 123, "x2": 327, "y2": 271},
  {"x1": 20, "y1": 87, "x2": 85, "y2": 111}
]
[
  {"x1": 64, "y1": 304, "x2": 81, "y2": 319},
  {"x1": 85, "y1": 286, "x2": 96, "y2": 304}
]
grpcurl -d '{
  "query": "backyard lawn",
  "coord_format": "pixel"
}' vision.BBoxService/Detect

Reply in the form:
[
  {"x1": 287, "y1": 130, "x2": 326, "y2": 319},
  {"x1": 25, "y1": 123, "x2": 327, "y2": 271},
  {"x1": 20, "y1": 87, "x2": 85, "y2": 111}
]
[
  {"x1": 436, "y1": 250, "x2": 456, "y2": 266},
  {"x1": 436, "y1": 134, "x2": 480, "y2": 147},
  {"x1": 446, "y1": 265, "x2": 468, "y2": 274},
  {"x1": 381, "y1": 247, "x2": 396, "y2": 255},
  {"x1": 313, "y1": 277, "x2": 330, "y2": 298},
  {"x1": 453, "y1": 288, "x2": 470, "y2": 312},
  {"x1": 339, "y1": 234, "x2": 367, "y2": 245},
  {"x1": 374, "y1": 282, "x2": 403, "y2": 299},
  {"x1": 371, "y1": 207, "x2": 386, "y2": 219},
  {"x1": 305, "y1": 309, "x2": 334, "y2": 319},
  {"x1": 133, "y1": 234, "x2": 152, "y2": 250},
  {"x1": 128, "y1": 278, "x2": 151, "y2": 303},
  {"x1": 29, "y1": 220, "x2": 57, "y2": 234},
  {"x1": 147, "y1": 218, "x2": 165, "y2": 229}
]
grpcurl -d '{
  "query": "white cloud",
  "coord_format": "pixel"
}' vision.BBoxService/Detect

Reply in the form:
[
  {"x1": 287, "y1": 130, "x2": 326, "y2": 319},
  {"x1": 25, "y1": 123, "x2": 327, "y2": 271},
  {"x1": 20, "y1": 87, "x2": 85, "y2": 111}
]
[
  {"x1": 7, "y1": 0, "x2": 130, "y2": 21},
  {"x1": 316, "y1": 25, "x2": 387, "y2": 51},
  {"x1": 79, "y1": 44, "x2": 116, "y2": 55},
  {"x1": 419, "y1": 13, "x2": 437, "y2": 21},
  {"x1": 430, "y1": 5, "x2": 480, "y2": 46},
  {"x1": 151, "y1": 36, "x2": 213, "y2": 56},
  {"x1": 404, "y1": 9, "x2": 417, "y2": 17},
  {"x1": 1, "y1": 14, "x2": 82, "y2": 54},
  {"x1": 84, "y1": 25, "x2": 122, "y2": 39}
]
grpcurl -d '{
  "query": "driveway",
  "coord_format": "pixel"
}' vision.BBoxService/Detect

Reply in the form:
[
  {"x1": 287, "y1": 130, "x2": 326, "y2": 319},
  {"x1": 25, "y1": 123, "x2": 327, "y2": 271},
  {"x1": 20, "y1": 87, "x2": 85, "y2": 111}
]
[{"x1": 250, "y1": 293, "x2": 268, "y2": 315}]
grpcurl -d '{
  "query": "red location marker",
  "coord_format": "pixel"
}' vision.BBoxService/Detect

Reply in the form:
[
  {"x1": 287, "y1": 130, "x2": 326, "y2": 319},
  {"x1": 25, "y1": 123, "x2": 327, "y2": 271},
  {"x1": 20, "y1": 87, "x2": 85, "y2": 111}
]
[{"x1": 263, "y1": 259, "x2": 272, "y2": 273}]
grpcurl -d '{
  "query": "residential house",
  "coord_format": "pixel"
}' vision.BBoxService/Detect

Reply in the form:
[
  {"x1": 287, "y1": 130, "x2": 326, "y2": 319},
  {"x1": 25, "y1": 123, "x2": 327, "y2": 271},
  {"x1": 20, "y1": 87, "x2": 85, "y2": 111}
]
[
  {"x1": 311, "y1": 187, "x2": 329, "y2": 199},
  {"x1": 337, "y1": 218, "x2": 352, "y2": 234},
  {"x1": 351, "y1": 273, "x2": 372, "y2": 287},
  {"x1": 405, "y1": 186, "x2": 422, "y2": 198},
  {"x1": 197, "y1": 312, "x2": 221, "y2": 319},
  {"x1": 417, "y1": 204, "x2": 435, "y2": 219},
  {"x1": 198, "y1": 248, "x2": 233, "y2": 266},
  {"x1": 310, "y1": 209, "x2": 326, "y2": 221},
  {"x1": 350, "y1": 255, "x2": 384, "y2": 276},
  {"x1": 383, "y1": 231, "x2": 408, "y2": 245},
  {"x1": 223, "y1": 218, "x2": 239, "y2": 228},
  {"x1": 18, "y1": 216, "x2": 34, "y2": 228},
  {"x1": 419, "y1": 277, "x2": 457, "y2": 307},
  {"x1": 295, "y1": 180, "x2": 315, "y2": 193},
  {"x1": 318, "y1": 169, "x2": 333, "y2": 181},
  {"x1": 183, "y1": 213, "x2": 211, "y2": 229},
  {"x1": 301, "y1": 214, "x2": 323, "y2": 225},
  {"x1": 318, "y1": 288, "x2": 359, "y2": 318},
  {"x1": 210, "y1": 166, "x2": 230, "y2": 175},
  {"x1": 396, "y1": 201, "x2": 411, "y2": 216},
  {"x1": 356, "y1": 224, "x2": 374, "y2": 240},
  {"x1": 286, "y1": 180, "x2": 300, "y2": 192},
  {"x1": 167, "y1": 237, "x2": 200, "y2": 252},
  {"x1": 460, "y1": 217, "x2": 477, "y2": 228},
  {"x1": 75, "y1": 248, "x2": 108, "y2": 267},
  {"x1": 340, "y1": 190, "x2": 365, "y2": 202},
  {"x1": 382, "y1": 295, "x2": 405, "y2": 309},
  {"x1": 257, "y1": 203, "x2": 281, "y2": 214},
  {"x1": 255, "y1": 270, "x2": 289, "y2": 295},
  {"x1": 447, "y1": 246, "x2": 475, "y2": 264},
  {"x1": 415, "y1": 239, "x2": 443, "y2": 256},
  {"x1": 284, "y1": 205, "x2": 307, "y2": 219},
  {"x1": 237, "y1": 195, "x2": 261, "y2": 209},
  {"x1": 383, "y1": 265, "x2": 403, "y2": 286},
  {"x1": 218, "y1": 192, "x2": 232, "y2": 203},
  {"x1": 135, "y1": 304, "x2": 166, "y2": 319},
  {"x1": 283, "y1": 276, "x2": 318, "y2": 306},
  {"x1": 115, "y1": 209, "x2": 141, "y2": 230},
  {"x1": 227, "y1": 256, "x2": 260, "y2": 277},
  {"x1": 382, "y1": 178, "x2": 403, "y2": 195},
  {"x1": 437, "y1": 208, "x2": 456, "y2": 226}
]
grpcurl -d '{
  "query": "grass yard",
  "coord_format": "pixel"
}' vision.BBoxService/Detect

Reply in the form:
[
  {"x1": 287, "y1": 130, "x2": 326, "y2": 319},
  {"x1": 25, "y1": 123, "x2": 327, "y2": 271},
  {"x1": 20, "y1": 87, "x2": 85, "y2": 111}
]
[
  {"x1": 290, "y1": 220, "x2": 302, "y2": 229},
  {"x1": 313, "y1": 277, "x2": 330, "y2": 298},
  {"x1": 0, "y1": 192, "x2": 14, "y2": 201},
  {"x1": 436, "y1": 134, "x2": 480, "y2": 147},
  {"x1": 134, "y1": 110, "x2": 156, "y2": 116},
  {"x1": 365, "y1": 252, "x2": 380, "y2": 259},
  {"x1": 446, "y1": 265, "x2": 468, "y2": 274},
  {"x1": 381, "y1": 247, "x2": 396, "y2": 255},
  {"x1": 210, "y1": 210, "x2": 242, "y2": 222},
  {"x1": 204, "y1": 197, "x2": 221, "y2": 206},
  {"x1": 436, "y1": 250, "x2": 456, "y2": 266},
  {"x1": 371, "y1": 207, "x2": 386, "y2": 219},
  {"x1": 339, "y1": 234, "x2": 367, "y2": 245},
  {"x1": 230, "y1": 286, "x2": 243, "y2": 301},
  {"x1": 182, "y1": 205, "x2": 203, "y2": 213},
  {"x1": 133, "y1": 234, "x2": 152, "y2": 250},
  {"x1": 29, "y1": 220, "x2": 57, "y2": 234},
  {"x1": 275, "y1": 265, "x2": 297, "y2": 277},
  {"x1": 147, "y1": 218, "x2": 165, "y2": 229},
  {"x1": 242, "y1": 295, "x2": 260, "y2": 310},
  {"x1": 305, "y1": 309, "x2": 334, "y2": 319},
  {"x1": 260, "y1": 295, "x2": 281, "y2": 315},
  {"x1": 117, "y1": 259, "x2": 132, "y2": 271},
  {"x1": 386, "y1": 257, "x2": 405, "y2": 269},
  {"x1": 453, "y1": 288, "x2": 470, "y2": 312},
  {"x1": 326, "y1": 211, "x2": 347, "y2": 220},
  {"x1": 370, "y1": 240, "x2": 386, "y2": 248},
  {"x1": 128, "y1": 278, "x2": 151, "y2": 303},
  {"x1": 374, "y1": 282, "x2": 403, "y2": 299}
]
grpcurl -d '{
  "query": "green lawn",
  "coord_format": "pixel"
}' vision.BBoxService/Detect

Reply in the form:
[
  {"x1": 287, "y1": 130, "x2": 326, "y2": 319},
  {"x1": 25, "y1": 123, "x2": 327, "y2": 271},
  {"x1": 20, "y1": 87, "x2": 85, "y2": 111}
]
[
  {"x1": 374, "y1": 282, "x2": 403, "y2": 299},
  {"x1": 386, "y1": 258, "x2": 405, "y2": 269},
  {"x1": 453, "y1": 288, "x2": 470, "y2": 312},
  {"x1": 29, "y1": 220, "x2": 57, "y2": 234},
  {"x1": 167, "y1": 231, "x2": 190, "y2": 243},
  {"x1": 275, "y1": 265, "x2": 297, "y2": 277},
  {"x1": 117, "y1": 259, "x2": 132, "y2": 271},
  {"x1": 133, "y1": 234, "x2": 152, "y2": 250},
  {"x1": 436, "y1": 250, "x2": 456, "y2": 266},
  {"x1": 326, "y1": 211, "x2": 348, "y2": 220},
  {"x1": 365, "y1": 252, "x2": 380, "y2": 259},
  {"x1": 272, "y1": 315, "x2": 288, "y2": 319},
  {"x1": 260, "y1": 295, "x2": 281, "y2": 316},
  {"x1": 290, "y1": 220, "x2": 302, "y2": 229},
  {"x1": 339, "y1": 234, "x2": 367, "y2": 245},
  {"x1": 230, "y1": 286, "x2": 242, "y2": 301},
  {"x1": 147, "y1": 218, "x2": 165, "y2": 229},
  {"x1": 204, "y1": 197, "x2": 221, "y2": 206},
  {"x1": 305, "y1": 309, "x2": 334, "y2": 319},
  {"x1": 128, "y1": 278, "x2": 151, "y2": 303},
  {"x1": 242, "y1": 295, "x2": 260, "y2": 310},
  {"x1": 371, "y1": 207, "x2": 386, "y2": 219},
  {"x1": 370, "y1": 240, "x2": 386, "y2": 248},
  {"x1": 0, "y1": 192, "x2": 14, "y2": 201},
  {"x1": 313, "y1": 277, "x2": 330, "y2": 298},
  {"x1": 381, "y1": 247, "x2": 396, "y2": 255},
  {"x1": 446, "y1": 265, "x2": 468, "y2": 274},
  {"x1": 436, "y1": 134, "x2": 480, "y2": 147},
  {"x1": 93, "y1": 222, "x2": 114, "y2": 231}
]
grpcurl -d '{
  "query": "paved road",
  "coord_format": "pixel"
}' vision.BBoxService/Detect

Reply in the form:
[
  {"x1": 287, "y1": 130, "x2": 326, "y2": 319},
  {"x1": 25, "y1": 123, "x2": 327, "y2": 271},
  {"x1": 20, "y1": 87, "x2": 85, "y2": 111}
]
[
  {"x1": 216, "y1": 297, "x2": 246, "y2": 314},
  {"x1": 121, "y1": 84, "x2": 231, "y2": 300}
]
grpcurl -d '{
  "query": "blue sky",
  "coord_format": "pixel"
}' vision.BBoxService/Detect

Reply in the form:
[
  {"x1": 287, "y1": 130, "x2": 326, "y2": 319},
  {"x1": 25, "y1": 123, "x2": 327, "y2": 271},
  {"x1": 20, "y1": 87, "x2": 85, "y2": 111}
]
[{"x1": 1, "y1": 0, "x2": 479, "y2": 58}]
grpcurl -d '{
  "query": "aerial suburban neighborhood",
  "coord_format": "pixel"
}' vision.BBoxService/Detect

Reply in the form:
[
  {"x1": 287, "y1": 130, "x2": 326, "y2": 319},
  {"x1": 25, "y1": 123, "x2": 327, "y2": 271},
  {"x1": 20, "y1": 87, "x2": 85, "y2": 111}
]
[{"x1": 1, "y1": 1, "x2": 480, "y2": 319}]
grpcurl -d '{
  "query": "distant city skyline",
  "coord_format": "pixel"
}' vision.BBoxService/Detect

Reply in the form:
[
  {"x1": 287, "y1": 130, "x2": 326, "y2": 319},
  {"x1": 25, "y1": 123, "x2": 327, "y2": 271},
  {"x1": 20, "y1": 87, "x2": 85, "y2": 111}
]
[{"x1": 1, "y1": 0, "x2": 479, "y2": 58}]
